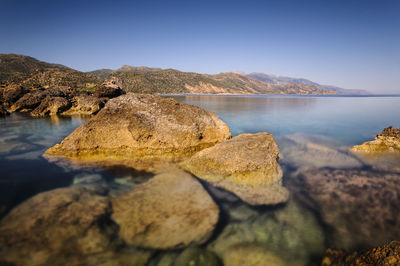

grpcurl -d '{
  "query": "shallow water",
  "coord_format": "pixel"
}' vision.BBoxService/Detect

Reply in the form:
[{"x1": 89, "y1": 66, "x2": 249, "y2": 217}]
[{"x1": 0, "y1": 96, "x2": 400, "y2": 265}]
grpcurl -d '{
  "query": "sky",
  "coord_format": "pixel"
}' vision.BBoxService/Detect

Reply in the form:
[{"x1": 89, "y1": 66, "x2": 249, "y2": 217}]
[{"x1": 1, "y1": 0, "x2": 399, "y2": 93}]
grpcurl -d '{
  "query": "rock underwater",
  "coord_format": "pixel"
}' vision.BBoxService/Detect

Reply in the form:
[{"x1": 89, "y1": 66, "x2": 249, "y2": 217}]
[
  {"x1": 45, "y1": 93, "x2": 231, "y2": 171},
  {"x1": 111, "y1": 168, "x2": 219, "y2": 249},
  {"x1": 181, "y1": 132, "x2": 289, "y2": 205}
]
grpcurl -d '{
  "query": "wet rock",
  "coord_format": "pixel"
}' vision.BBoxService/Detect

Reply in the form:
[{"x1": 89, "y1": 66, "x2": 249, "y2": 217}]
[
  {"x1": 31, "y1": 96, "x2": 71, "y2": 116},
  {"x1": 0, "y1": 187, "x2": 115, "y2": 266},
  {"x1": 322, "y1": 241, "x2": 400, "y2": 266},
  {"x1": 208, "y1": 200, "x2": 325, "y2": 265},
  {"x1": 352, "y1": 126, "x2": 400, "y2": 153},
  {"x1": 111, "y1": 168, "x2": 219, "y2": 249},
  {"x1": 46, "y1": 93, "x2": 231, "y2": 170},
  {"x1": 174, "y1": 247, "x2": 220, "y2": 266},
  {"x1": 222, "y1": 244, "x2": 286, "y2": 266},
  {"x1": 62, "y1": 95, "x2": 108, "y2": 115},
  {"x1": 291, "y1": 168, "x2": 400, "y2": 250},
  {"x1": 182, "y1": 133, "x2": 289, "y2": 205},
  {"x1": 82, "y1": 247, "x2": 154, "y2": 266},
  {"x1": 278, "y1": 134, "x2": 363, "y2": 169}
]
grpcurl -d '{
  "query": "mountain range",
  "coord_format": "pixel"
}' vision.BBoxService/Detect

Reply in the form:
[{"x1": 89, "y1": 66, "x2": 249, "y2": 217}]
[{"x1": 0, "y1": 54, "x2": 368, "y2": 95}]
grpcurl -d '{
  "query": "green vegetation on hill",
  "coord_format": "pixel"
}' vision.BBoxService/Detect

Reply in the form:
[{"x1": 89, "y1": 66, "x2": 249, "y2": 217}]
[{"x1": 0, "y1": 54, "x2": 100, "y2": 91}]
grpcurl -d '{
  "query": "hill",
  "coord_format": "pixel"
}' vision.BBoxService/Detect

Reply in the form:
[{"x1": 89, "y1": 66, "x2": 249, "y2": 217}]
[
  {"x1": 91, "y1": 67, "x2": 336, "y2": 95},
  {"x1": 247, "y1": 72, "x2": 369, "y2": 95},
  {"x1": 0, "y1": 54, "x2": 100, "y2": 91}
]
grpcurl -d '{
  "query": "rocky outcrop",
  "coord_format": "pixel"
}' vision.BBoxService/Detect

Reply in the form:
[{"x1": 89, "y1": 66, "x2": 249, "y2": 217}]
[
  {"x1": 0, "y1": 85, "x2": 26, "y2": 107},
  {"x1": 352, "y1": 126, "x2": 400, "y2": 153},
  {"x1": 291, "y1": 168, "x2": 400, "y2": 250},
  {"x1": 111, "y1": 168, "x2": 219, "y2": 249},
  {"x1": 31, "y1": 96, "x2": 71, "y2": 116},
  {"x1": 61, "y1": 95, "x2": 107, "y2": 116},
  {"x1": 94, "y1": 78, "x2": 125, "y2": 98},
  {"x1": 322, "y1": 241, "x2": 400, "y2": 266},
  {"x1": 181, "y1": 133, "x2": 288, "y2": 205},
  {"x1": 0, "y1": 187, "x2": 115, "y2": 266},
  {"x1": 45, "y1": 93, "x2": 231, "y2": 169}
]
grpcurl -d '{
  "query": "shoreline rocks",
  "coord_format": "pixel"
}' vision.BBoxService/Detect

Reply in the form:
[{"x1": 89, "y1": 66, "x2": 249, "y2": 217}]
[
  {"x1": 181, "y1": 132, "x2": 289, "y2": 205},
  {"x1": 111, "y1": 168, "x2": 219, "y2": 249},
  {"x1": 352, "y1": 126, "x2": 400, "y2": 153},
  {"x1": 45, "y1": 93, "x2": 231, "y2": 170}
]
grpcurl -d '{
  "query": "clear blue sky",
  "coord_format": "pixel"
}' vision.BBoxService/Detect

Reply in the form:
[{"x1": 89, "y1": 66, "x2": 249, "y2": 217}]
[{"x1": 1, "y1": 0, "x2": 399, "y2": 93}]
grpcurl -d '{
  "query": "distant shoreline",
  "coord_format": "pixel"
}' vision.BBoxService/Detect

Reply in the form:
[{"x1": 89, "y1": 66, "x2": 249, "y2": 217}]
[{"x1": 161, "y1": 94, "x2": 400, "y2": 98}]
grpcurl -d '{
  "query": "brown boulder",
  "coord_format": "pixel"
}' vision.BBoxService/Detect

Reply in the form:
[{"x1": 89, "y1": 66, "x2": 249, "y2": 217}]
[
  {"x1": 0, "y1": 187, "x2": 115, "y2": 266},
  {"x1": 111, "y1": 168, "x2": 219, "y2": 249},
  {"x1": 46, "y1": 93, "x2": 231, "y2": 170},
  {"x1": 1, "y1": 85, "x2": 26, "y2": 107},
  {"x1": 10, "y1": 89, "x2": 65, "y2": 112},
  {"x1": 181, "y1": 133, "x2": 288, "y2": 205}
]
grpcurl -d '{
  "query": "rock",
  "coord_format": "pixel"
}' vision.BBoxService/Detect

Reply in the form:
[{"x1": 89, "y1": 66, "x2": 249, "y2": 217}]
[
  {"x1": 46, "y1": 93, "x2": 231, "y2": 170},
  {"x1": 82, "y1": 247, "x2": 154, "y2": 266},
  {"x1": 10, "y1": 89, "x2": 65, "y2": 112},
  {"x1": 174, "y1": 247, "x2": 220, "y2": 266},
  {"x1": 208, "y1": 200, "x2": 325, "y2": 265},
  {"x1": 222, "y1": 244, "x2": 286, "y2": 266},
  {"x1": 352, "y1": 126, "x2": 400, "y2": 153},
  {"x1": 0, "y1": 105, "x2": 9, "y2": 117},
  {"x1": 291, "y1": 168, "x2": 400, "y2": 250},
  {"x1": 1, "y1": 85, "x2": 26, "y2": 107},
  {"x1": 62, "y1": 95, "x2": 108, "y2": 115},
  {"x1": 181, "y1": 133, "x2": 289, "y2": 205},
  {"x1": 111, "y1": 168, "x2": 219, "y2": 249},
  {"x1": 31, "y1": 96, "x2": 71, "y2": 116},
  {"x1": 322, "y1": 241, "x2": 400, "y2": 266},
  {"x1": 278, "y1": 134, "x2": 363, "y2": 169},
  {"x1": 0, "y1": 187, "x2": 115, "y2": 266},
  {"x1": 94, "y1": 80, "x2": 125, "y2": 98}
]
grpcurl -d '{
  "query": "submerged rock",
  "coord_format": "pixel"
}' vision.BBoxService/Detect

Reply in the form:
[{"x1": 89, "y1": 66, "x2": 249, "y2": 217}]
[
  {"x1": 291, "y1": 168, "x2": 400, "y2": 250},
  {"x1": 278, "y1": 134, "x2": 363, "y2": 169},
  {"x1": 352, "y1": 126, "x2": 400, "y2": 153},
  {"x1": 322, "y1": 241, "x2": 400, "y2": 266},
  {"x1": 31, "y1": 96, "x2": 71, "y2": 116},
  {"x1": 111, "y1": 168, "x2": 219, "y2": 249},
  {"x1": 0, "y1": 187, "x2": 115, "y2": 266},
  {"x1": 222, "y1": 244, "x2": 286, "y2": 266},
  {"x1": 182, "y1": 132, "x2": 288, "y2": 205},
  {"x1": 208, "y1": 200, "x2": 325, "y2": 265},
  {"x1": 46, "y1": 93, "x2": 230, "y2": 170},
  {"x1": 62, "y1": 94, "x2": 107, "y2": 115}
]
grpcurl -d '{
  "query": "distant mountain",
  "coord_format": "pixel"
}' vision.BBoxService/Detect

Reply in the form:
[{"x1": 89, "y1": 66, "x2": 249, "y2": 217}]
[
  {"x1": 0, "y1": 54, "x2": 339, "y2": 95},
  {"x1": 90, "y1": 66, "x2": 336, "y2": 95},
  {"x1": 0, "y1": 54, "x2": 100, "y2": 90},
  {"x1": 247, "y1": 72, "x2": 370, "y2": 95}
]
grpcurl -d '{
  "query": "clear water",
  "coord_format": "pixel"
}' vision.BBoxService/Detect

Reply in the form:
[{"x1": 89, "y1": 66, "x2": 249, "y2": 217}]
[{"x1": 0, "y1": 96, "x2": 400, "y2": 265}]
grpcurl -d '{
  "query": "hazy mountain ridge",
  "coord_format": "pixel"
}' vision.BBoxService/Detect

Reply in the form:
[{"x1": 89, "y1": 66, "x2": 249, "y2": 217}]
[{"x1": 247, "y1": 72, "x2": 370, "y2": 95}]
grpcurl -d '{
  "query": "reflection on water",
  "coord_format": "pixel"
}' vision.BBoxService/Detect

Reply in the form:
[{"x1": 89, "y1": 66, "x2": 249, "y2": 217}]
[{"x1": 0, "y1": 96, "x2": 400, "y2": 265}]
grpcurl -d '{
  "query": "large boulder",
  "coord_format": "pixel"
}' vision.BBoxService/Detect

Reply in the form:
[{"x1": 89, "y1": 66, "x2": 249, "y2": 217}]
[
  {"x1": 352, "y1": 126, "x2": 400, "y2": 153},
  {"x1": 181, "y1": 133, "x2": 289, "y2": 205},
  {"x1": 111, "y1": 168, "x2": 219, "y2": 249},
  {"x1": 291, "y1": 168, "x2": 400, "y2": 250},
  {"x1": 94, "y1": 79, "x2": 125, "y2": 98},
  {"x1": 61, "y1": 95, "x2": 107, "y2": 116},
  {"x1": 46, "y1": 93, "x2": 231, "y2": 169},
  {"x1": 31, "y1": 96, "x2": 71, "y2": 116},
  {"x1": 322, "y1": 241, "x2": 400, "y2": 266},
  {"x1": 0, "y1": 187, "x2": 115, "y2": 266}
]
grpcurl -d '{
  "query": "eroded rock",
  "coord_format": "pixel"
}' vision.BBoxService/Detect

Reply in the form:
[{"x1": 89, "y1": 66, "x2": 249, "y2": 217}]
[
  {"x1": 0, "y1": 187, "x2": 115, "y2": 266},
  {"x1": 352, "y1": 126, "x2": 400, "y2": 153},
  {"x1": 181, "y1": 133, "x2": 288, "y2": 205},
  {"x1": 111, "y1": 168, "x2": 219, "y2": 249},
  {"x1": 31, "y1": 96, "x2": 71, "y2": 116},
  {"x1": 62, "y1": 95, "x2": 107, "y2": 115},
  {"x1": 46, "y1": 93, "x2": 231, "y2": 170}
]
